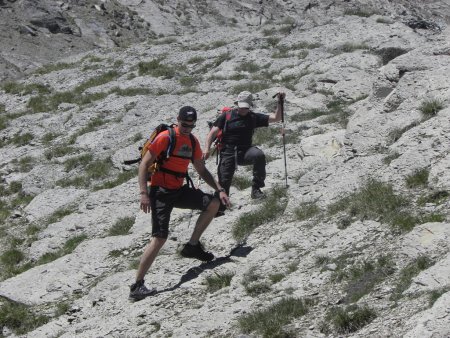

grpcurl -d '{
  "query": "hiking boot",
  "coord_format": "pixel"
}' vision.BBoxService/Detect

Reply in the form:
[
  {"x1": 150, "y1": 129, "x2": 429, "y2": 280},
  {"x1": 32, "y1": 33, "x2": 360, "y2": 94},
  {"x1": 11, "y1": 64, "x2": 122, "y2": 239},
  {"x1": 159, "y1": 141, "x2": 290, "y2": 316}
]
[
  {"x1": 180, "y1": 242, "x2": 214, "y2": 262},
  {"x1": 251, "y1": 187, "x2": 266, "y2": 199},
  {"x1": 129, "y1": 280, "x2": 156, "y2": 301}
]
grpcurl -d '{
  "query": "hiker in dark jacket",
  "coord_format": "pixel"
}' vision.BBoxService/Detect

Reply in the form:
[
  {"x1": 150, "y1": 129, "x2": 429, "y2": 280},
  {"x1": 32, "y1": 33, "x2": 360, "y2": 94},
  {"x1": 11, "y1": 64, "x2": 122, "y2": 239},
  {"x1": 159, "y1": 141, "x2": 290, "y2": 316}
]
[
  {"x1": 203, "y1": 91, "x2": 285, "y2": 200},
  {"x1": 130, "y1": 106, "x2": 230, "y2": 301}
]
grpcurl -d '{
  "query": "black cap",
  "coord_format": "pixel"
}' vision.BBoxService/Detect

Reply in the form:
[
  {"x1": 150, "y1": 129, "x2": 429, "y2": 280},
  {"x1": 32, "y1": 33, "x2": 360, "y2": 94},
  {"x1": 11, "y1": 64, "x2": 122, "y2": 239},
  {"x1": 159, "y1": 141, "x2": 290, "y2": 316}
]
[{"x1": 178, "y1": 106, "x2": 197, "y2": 122}]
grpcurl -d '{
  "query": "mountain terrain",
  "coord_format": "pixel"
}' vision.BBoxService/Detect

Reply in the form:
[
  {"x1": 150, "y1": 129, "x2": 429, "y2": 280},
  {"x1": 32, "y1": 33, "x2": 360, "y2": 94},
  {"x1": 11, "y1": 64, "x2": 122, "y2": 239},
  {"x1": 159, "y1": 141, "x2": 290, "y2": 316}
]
[{"x1": 0, "y1": 0, "x2": 450, "y2": 337}]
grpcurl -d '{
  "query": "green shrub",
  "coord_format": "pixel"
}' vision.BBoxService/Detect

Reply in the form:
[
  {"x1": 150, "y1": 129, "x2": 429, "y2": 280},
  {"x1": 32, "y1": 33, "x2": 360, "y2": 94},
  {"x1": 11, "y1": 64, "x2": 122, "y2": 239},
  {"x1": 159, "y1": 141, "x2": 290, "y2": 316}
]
[
  {"x1": 232, "y1": 186, "x2": 287, "y2": 241},
  {"x1": 323, "y1": 305, "x2": 376, "y2": 334},
  {"x1": 109, "y1": 217, "x2": 135, "y2": 236},
  {"x1": 405, "y1": 168, "x2": 429, "y2": 188},
  {"x1": 387, "y1": 123, "x2": 418, "y2": 145},
  {"x1": 390, "y1": 256, "x2": 434, "y2": 300},
  {"x1": 269, "y1": 273, "x2": 285, "y2": 283},
  {"x1": 12, "y1": 156, "x2": 35, "y2": 172},
  {"x1": 0, "y1": 299, "x2": 49, "y2": 335},
  {"x1": 205, "y1": 271, "x2": 234, "y2": 292},
  {"x1": 238, "y1": 297, "x2": 312, "y2": 337},
  {"x1": 375, "y1": 47, "x2": 408, "y2": 65},
  {"x1": 419, "y1": 98, "x2": 444, "y2": 118}
]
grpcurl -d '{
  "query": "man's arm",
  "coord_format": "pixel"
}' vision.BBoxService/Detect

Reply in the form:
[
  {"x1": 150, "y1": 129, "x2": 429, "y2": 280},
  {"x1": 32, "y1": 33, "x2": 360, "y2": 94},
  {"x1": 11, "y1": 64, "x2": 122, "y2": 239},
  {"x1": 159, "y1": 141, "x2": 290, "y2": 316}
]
[
  {"x1": 193, "y1": 158, "x2": 230, "y2": 207},
  {"x1": 203, "y1": 126, "x2": 220, "y2": 160},
  {"x1": 138, "y1": 150, "x2": 157, "y2": 213},
  {"x1": 268, "y1": 92, "x2": 286, "y2": 123}
]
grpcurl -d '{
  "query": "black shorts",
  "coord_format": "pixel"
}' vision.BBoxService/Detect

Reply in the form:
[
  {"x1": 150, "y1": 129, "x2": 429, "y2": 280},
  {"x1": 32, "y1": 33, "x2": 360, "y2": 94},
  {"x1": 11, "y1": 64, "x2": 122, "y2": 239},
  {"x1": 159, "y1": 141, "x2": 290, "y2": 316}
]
[{"x1": 150, "y1": 185, "x2": 215, "y2": 238}]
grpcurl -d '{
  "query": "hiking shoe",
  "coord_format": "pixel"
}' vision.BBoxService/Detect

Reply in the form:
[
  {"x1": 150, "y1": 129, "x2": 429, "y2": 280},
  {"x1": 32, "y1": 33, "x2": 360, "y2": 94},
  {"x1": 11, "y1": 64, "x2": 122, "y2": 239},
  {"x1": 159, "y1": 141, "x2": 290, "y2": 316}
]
[
  {"x1": 180, "y1": 242, "x2": 214, "y2": 262},
  {"x1": 251, "y1": 187, "x2": 266, "y2": 199},
  {"x1": 129, "y1": 280, "x2": 156, "y2": 301}
]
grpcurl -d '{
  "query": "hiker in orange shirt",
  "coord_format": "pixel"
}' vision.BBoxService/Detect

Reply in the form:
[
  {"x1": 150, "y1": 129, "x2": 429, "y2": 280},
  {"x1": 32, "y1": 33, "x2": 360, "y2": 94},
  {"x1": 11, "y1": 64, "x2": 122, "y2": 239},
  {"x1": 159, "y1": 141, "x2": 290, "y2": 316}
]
[{"x1": 130, "y1": 106, "x2": 230, "y2": 301}]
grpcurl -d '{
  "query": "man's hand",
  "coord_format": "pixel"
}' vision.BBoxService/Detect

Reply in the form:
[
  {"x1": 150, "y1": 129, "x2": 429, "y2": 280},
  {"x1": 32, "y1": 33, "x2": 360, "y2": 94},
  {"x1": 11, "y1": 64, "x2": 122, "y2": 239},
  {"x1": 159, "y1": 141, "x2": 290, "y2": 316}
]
[
  {"x1": 219, "y1": 191, "x2": 231, "y2": 208},
  {"x1": 277, "y1": 92, "x2": 286, "y2": 103},
  {"x1": 140, "y1": 193, "x2": 151, "y2": 213}
]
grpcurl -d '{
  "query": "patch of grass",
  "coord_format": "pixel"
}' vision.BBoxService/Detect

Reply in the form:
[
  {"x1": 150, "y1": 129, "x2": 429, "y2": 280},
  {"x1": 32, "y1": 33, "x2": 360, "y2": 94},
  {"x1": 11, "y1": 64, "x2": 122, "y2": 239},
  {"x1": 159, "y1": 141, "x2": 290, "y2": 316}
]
[
  {"x1": 375, "y1": 47, "x2": 408, "y2": 65},
  {"x1": 387, "y1": 122, "x2": 418, "y2": 145},
  {"x1": 269, "y1": 273, "x2": 285, "y2": 284},
  {"x1": 110, "y1": 87, "x2": 152, "y2": 96},
  {"x1": 235, "y1": 61, "x2": 260, "y2": 73},
  {"x1": 109, "y1": 216, "x2": 135, "y2": 236},
  {"x1": 405, "y1": 168, "x2": 429, "y2": 188},
  {"x1": 417, "y1": 190, "x2": 449, "y2": 206},
  {"x1": 187, "y1": 56, "x2": 206, "y2": 64},
  {"x1": 419, "y1": 98, "x2": 444, "y2": 118},
  {"x1": 27, "y1": 71, "x2": 119, "y2": 113},
  {"x1": 229, "y1": 82, "x2": 271, "y2": 95},
  {"x1": 294, "y1": 202, "x2": 321, "y2": 221},
  {"x1": 323, "y1": 305, "x2": 376, "y2": 334},
  {"x1": 93, "y1": 168, "x2": 138, "y2": 191},
  {"x1": 241, "y1": 267, "x2": 271, "y2": 296},
  {"x1": 390, "y1": 255, "x2": 434, "y2": 301},
  {"x1": 44, "y1": 145, "x2": 79, "y2": 160},
  {"x1": 383, "y1": 152, "x2": 400, "y2": 165},
  {"x1": 41, "y1": 132, "x2": 61, "y2": 145},
  {"x1": 238, "y1": 297, "x2": 312, "y2": 337},
  {"x1": 47, "y1": 206, "x2": 76, "y2": 224},
  {"x1": 34, "y1": 62, "x2": 77, "y2": 75},
  {"x1": 344, "y1": 8, "x2": 377, "y2": 17},
  {"x1": 328, "y1": 179, "x2": 413, "y2": 231},
  {"x1": 0, "y1": 298, "x2": 50, "y2": 335},
  {"x1": 54, "y1": 302, "x2": 70, "y2": 317},
  {"x1": 36, "y1": 234, "x2": 88, "y2": 265},
  {"x1": 376, "y1": 17, "x2": 392, "y2": 24},
  {"x1": 333, "y1": 42, "x2": 370, "y2": 54},
  {"x1": 68, "y1": 117, "x2": 108, "y2": 144},
  {"x1": 9, "y1": 132, "x2": 34, "y2": 147},
  {"x1": 11, "y1": 156, "x2": 35, "y2": 172},
  {"x1": 232, "y1": 174, "x2": 252, "y2": 190},
  {"x1": 85, "y1": 157, "x2": 113, "y2": 180},
  {"x1": 1, "y1": 248, "x2": 25, "y2": 266},
  {"x1": 341, "y1": 255, "x2": 395, "y2": 303},
  {"x1": 10, "y1": 192, "x2": 34, "y2": 208},
  {"x1": 232, "y1": 186, "x2": 287, "y2": 241},
  {"x1": 428, "y1": 288, "x2": 448, "y2": 307},
  {"x1": 55, "y1": 176, "x2": 89, "y2": 188},
  {"x1": 253, "y1": 126, "x2": 280, "y2": 147},
  {"x1": 109, "y1": 249, "x2": 123, "y2": 258},
  {"x1": 2, "y1": 82, "x2": 50, "y2": 95},
  {"x1": 205, "y1": 271, "x2": 234, "y2": 293},
  {"x1": 63, "y1": 153, "x2": 94, "y2": 172},
  {"x1": 138, "y1": 59, "x2": 177, "y2": 78}
]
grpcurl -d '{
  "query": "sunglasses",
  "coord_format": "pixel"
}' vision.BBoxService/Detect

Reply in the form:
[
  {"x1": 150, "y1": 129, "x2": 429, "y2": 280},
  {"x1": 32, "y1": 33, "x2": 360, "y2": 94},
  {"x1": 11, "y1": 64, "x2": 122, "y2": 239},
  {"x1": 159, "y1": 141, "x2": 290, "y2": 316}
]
[{"x1": 180, "y1": 122, "x2": 196, "y2": 129}]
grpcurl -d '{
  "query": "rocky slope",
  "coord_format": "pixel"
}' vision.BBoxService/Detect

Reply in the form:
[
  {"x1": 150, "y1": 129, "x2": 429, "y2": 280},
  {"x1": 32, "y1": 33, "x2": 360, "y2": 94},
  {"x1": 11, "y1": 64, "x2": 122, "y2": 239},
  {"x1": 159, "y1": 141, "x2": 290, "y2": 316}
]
[{"x1": 0, "y1": 0, "x2": 450, "y2": 337}]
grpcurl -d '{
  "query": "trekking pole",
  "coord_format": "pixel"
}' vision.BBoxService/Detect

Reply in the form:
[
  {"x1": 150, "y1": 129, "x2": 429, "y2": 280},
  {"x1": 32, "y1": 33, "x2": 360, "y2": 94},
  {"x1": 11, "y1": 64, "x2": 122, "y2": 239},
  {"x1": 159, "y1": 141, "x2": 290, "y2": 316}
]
[{"x1": 273, "y1": 92, "x2": 288, "y2": 188}]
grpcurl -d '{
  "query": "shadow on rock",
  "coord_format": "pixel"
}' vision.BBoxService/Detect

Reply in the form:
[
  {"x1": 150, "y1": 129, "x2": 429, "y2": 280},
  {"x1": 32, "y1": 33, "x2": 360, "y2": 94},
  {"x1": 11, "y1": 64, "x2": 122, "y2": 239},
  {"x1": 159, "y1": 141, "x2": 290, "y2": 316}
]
[{"x1": 157, "y1": 243, "x2": 252, "y2": 294}]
